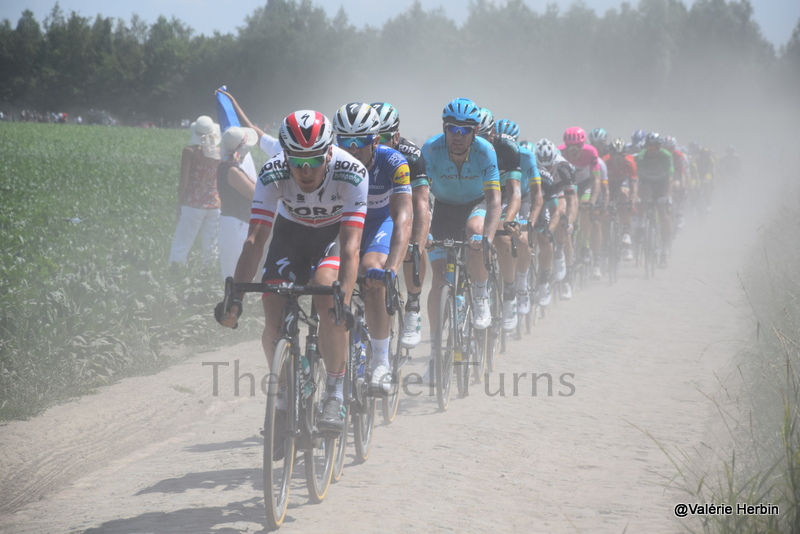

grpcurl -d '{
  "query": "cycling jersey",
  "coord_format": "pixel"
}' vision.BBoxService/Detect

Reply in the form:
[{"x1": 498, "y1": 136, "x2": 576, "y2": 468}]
[
  {"x1": 493, "y1": 133, "x2": 522, "y2": 191},
  {"x1": 635, "y1": 148, "x2": 674, "y2": 183},
  {"x1": 547, "y1": 155, "x2": 577, "y2": 197},
  {"x1": 518, "y1": 144, "x2": 541, "y2": 197},
  {"x1": 397, "y1": 136, "x2": 428, "y2": 188},
  {"x1": 602, "y1": 153, "x2": 638, "y2": 186},
  {"x1": 365, "y1": 144, "x2": 411, "y2": 224},
  {"x1": 251, "y1": 146, "x2": 368, "y2": 229},
  {"x1": 667, "y1": 148, "x2": 687, "y2": 180},
  {"x1": 557, "y1": 143, "x2": 600, "y2": 184},
  {"x1": 422, "y1": 134, "x2": 500, "y2": 205}
]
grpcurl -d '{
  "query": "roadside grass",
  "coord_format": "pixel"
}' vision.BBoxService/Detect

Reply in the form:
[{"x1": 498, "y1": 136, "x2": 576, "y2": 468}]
[
  {"x1": 0, "y1": 122, "x2": 262, "y2": 420},
  {"x1": 658, "y1": 186, "x2": 800, "y2": 533}
]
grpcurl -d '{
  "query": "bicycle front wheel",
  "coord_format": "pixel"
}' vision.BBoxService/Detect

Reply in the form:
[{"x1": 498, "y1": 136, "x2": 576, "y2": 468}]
[
  {"x1": 434, "y1": 284, "x2": 454, "y2": 411},
  {"x1": 382, "y1": 309, "x2": 403, "y2": 424},
  {"x1": 352, "y1": 327, "x2": 376, "y2": 463},
  {"x1": 304, "y1": 355, "x2": 335, "y2": 503},
  {"x1": 263, "y1": 339, "x2": 296, "y2": 530}
]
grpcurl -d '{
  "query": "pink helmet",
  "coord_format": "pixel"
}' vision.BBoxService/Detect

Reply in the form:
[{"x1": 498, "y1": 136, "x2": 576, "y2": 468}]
[{"x1": 563, "y1": 127, "x2": 586, "y2": 146}]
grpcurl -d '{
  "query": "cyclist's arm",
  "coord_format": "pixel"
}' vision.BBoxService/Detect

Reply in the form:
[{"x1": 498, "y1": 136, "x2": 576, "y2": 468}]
[
  {"x1": 588, "y1": 168, "x2": 601, "y2": 205},
  {"x1": 337, "y1": 224, "x2": 362, "y2": 307},
  {"x1": 408, "y1": 185, "x2": 431, "y2": 258},
  {"x1": 232, "y1": 222, "x2": 271, "y2": 302},
  {"x1": 483, "y1": 188, "x2": 502, "y2": 244},
  {"x1": 503, "y1": 173, "x2": 522, "y2": 225},
  {"x1": 386, "y1": 191, "x2": 413, "y2": 274},
  {"x1": 528, "y1": 182, "x2": 544, "y2": 230}
]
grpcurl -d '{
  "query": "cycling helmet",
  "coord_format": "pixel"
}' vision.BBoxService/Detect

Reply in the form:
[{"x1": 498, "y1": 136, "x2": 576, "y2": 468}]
[
  {"x1": 610, "y1": 137, "x2": 626, "y2": 154},
  {"x1": 369, "y1": 102, "x2": 400, "y2": 133},
  {"x1": 663, "y1": 135, "x2": 678, "y2": 150},
  {"x1": 333, "y1": 102, "x2": 380, "y2": 136},
  {"x1": 535, "y1": 138, "x2": 559, "y2": 167},
  {"x1": 477, "y1": 107, "x2": 495, "y2": 137},
  {"x1": 442, "y1": 98, "x2": 481, "y2": 125},
  {"x1": 279, "y1": 110, "x2": 334, "y2": 153},
  {"x1": 496, "y1": 119, "x2": 520, "y2": 140},
  {"x1": 588, "y1": 128, "x2": 608, "y2": 146},
  {"x1": 631, "y1": 129, "x2": 647, "y2": 145},
  {"x1": 645, "y1": 132, "x2": 662, "y2": 146},
  {"x1": 563, "y1": 126, "x2": 586, "y2": 146}
]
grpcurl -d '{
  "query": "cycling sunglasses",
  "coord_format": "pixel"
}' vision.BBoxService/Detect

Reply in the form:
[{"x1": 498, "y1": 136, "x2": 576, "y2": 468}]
[
  {"x1": 287, "y1": 154, "x2": 326, "y2": 169},
  {"x1": 445, "y1": 124, "x2": 475, "y2": 136},
  {"x1": 378, "y1": 132, "x2": 396, "y2": 144},
  {"x1": 337, "y1": 135, "x2": 375, "y2": 149}
]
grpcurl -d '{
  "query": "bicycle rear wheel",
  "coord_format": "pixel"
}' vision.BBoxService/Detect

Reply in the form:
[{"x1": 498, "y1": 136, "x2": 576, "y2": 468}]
[
  {"x1": 455, "y1": 285, "x2": 472, "y2": 398},
  {"x1": 263, "y1": 339, "x2": 296, "y2": 530},
  {"x1": 486, "y1": 272, "x2": 502, "y2": 373},
  {"x1": 352, "y1": 327, "x2": 376, "y2": 463},
  {"x1": 304, "y1": 355, "x2": 335, "y2": 503},
  {"x1": 381, "y1": 310, "x2": 403, "y2": 424},
  {"x1": 434, "y1": 284, "x2": 454, "y2": 411}
]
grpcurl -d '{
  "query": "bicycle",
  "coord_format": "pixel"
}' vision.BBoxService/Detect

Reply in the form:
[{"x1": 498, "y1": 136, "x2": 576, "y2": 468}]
[
  {"x1": 220, "y1": 277, "x2": 346, "y2": 530},
  {"x1": 637, "y1": 200, "x2": 662, "y2": 279},
  {"x1": 492, "y1": 225, "x2": 518, "y2": 353},
  {"x1": 605, "y1": 201, "x2": 622, "y2": 286},
  {"x1": 429, "y1": 239, "x2": 483, "y2": 409},
  {"x1": 516, "y1": 222, "x2": 539, "y2": 339},
  {"x1": 572, "y1": 201, "x2": 593, "y2": 291},
  {"x1": 381, "y1": 271, "x2": 409, "y2": 425},
  {"x1": 482, "y1": 239, "x2": 503, "y2": 372}
]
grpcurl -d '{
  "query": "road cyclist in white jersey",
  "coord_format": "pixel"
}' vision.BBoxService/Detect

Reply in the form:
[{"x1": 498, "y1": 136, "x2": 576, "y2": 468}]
[
  {"x1": 216, "y1": 109, "x2": 368, "y2": 432},
  {"x1": 332, "y1": 102, "x2": 413, "y2": 395}
]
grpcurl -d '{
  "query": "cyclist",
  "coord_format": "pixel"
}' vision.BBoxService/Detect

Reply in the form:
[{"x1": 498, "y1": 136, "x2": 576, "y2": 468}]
[
  {"x1": 534, "y1": 139, "x2": 576, "y2": 300},
  {"x1": 663, "y1": 135, "x2": 688, "y2": 229},
  {"x1": 629, "y1": 129, "x2": 647, "y2": 155},
  {"x1": 718, "y1": 145, "x2": 742, "y2": 186},
  {"x1": 479, "y1": 115, "x2": 525, "y2": 331},
  {"x1": 333, "y1": 102, "x2": 413, "y2": 395},
  {"x1": 515, "y1": 140, "x2": 544, "y2": 311},
  {"x1": 421, "y1": 97, "x2": 501, "y2": 376},
  {"x1": 695, "y1": 146, "x2": 715, "y2": 212},
  {"x1": 558, "y1": 127, "x2": 603, "y2": 281},
  {"x1": 602, "y1": 137, "x2": 638, "y2": 261},
  {"x1": 588, "y1": 128, "x2": 609, "y2": 158},
  {"x1": 216, "y1": 110, "x2": 367, "y2": 433},
  {"x1": 371, "y1": 102, "x2": 430, "y2": 350},
  {"x1": 635, "y1": 132, "x2": 674, "y2": 268}
]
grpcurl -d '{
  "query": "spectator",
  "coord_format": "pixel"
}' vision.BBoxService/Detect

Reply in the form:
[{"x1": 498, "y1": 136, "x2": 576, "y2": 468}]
[
  {"x1": 217, "y1": 126, "x2": 257, "y2": 281},
  {"x1": 168, "y1": 115, "x2": 222, "y2": 269}
]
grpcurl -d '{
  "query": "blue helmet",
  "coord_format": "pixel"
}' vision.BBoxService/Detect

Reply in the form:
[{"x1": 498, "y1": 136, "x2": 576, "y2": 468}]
[
  {"x1": 442, "y1": 98, "x2": 481, "y2": 125},
  {"x1": 495, "y1": 119, "x2": 520, "y2": 140},
  {"x1": 631, "y1": 129, "x2": 647, "y2": 145}
]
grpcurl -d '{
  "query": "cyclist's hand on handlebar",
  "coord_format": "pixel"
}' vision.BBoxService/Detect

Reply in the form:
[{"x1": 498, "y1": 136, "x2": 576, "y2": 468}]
[
  {"x1": 503, "y1": 220, "x2": 521, "y2": 236},
  {"x1": 469, "y1": 233, "x2": 484, "y2": 250},
  {"x1": 328, "y1": 303, "x2": 355, "y2": 331},
  {"x1": 214, "y1": 299, "x2": 242, "y2": 329},
  {"x1": 363, "y1": 268, "x2": 395, "y2": 288}
]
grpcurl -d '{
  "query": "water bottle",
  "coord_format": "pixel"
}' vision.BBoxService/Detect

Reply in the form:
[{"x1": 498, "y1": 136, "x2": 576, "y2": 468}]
[
  {"x1": 455, "y1": 294, "x2": 466, "y2": 328},
  {"x1": 357, "y1": 342, "x2": 366, "y2": 378},
  {"x1": 300, "y1": 354, "x2": 312, "y2": 399}
]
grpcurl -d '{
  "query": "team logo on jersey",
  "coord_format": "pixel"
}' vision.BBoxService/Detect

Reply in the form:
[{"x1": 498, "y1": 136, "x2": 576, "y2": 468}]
[
  {"x1": 388, "y1": 152, "x2": 405, "y2": 168},
  {"x1": 334, "y1": 160, "x2": 368, "y2": 177},
  {"x1": 483, "y1": 165, "x2": 497, "y2": 177},
  {"x1": 296, "y1": 194, "x2": 305, "y2": 202}
]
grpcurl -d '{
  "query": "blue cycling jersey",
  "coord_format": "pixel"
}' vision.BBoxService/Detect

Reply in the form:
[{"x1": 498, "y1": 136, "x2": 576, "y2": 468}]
[
  {"x1": 365, "y1": 144, "x2": 411, "y2": 223},
  {"x1": 518, "y1": 144, "x2": 541, "y2": 197},
  {"x1": 421, "y1": 134, "x2": 500, "y2": 205}
]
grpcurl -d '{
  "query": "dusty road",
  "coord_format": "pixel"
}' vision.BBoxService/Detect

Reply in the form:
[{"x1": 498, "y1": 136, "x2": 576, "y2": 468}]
[{"x1": 0, "y1": 188, "x2": 758, "y2": 533}]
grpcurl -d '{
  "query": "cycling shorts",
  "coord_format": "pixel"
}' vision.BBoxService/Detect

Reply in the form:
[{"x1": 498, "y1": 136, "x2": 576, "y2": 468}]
[
  {"x1": 429, "y1": 198, "x2": 484, "y2": 262},
  {"x1": 262, "y1": 215, "x2": 340, "y2": 286},
  {"x1": 361, "y1": 214, "x2": 394, "y2": 257}
]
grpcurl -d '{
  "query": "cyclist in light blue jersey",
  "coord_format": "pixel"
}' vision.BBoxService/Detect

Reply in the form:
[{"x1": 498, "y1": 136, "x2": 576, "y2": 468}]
[
  {"x1": 516, "y1": 141, "x2": 544, "y2": 312},
  {"x1": 421, "y1": 98, "x2": 501, "y2": 377},
  {"x1": 334, "y1": 103, "x2": 412, "y2": 395}
]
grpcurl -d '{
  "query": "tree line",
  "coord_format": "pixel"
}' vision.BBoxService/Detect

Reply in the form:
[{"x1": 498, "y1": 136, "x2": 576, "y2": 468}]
[{"x1": 1, "y1": 0, "x2": 798, "y2": 136}]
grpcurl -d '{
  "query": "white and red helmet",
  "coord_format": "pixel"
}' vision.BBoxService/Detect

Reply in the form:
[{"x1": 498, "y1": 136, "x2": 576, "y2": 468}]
[{"x1": 279, "y1": 110, "x2": 334, "y2": 153}]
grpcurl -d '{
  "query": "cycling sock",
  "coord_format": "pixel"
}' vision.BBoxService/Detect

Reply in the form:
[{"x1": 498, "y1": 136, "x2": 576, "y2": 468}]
[
  {"x1": 539, "y1": 270, "x2": 551, "y2": 286},
  {"x1": 515, "y1": 270, "x2": 528, "y2": 291},
  {"x1": 503, "y1": 281, "x2": 516, "y2": 301},
  {"x1": 405, "y1": 291, "x2": 421, "y2": 312},
  {"x1": 371, "y1": 337, "x2": 390, "y2": 369},
  {"x1": 473, "y1": 280, "x2": 488, "y2": 299},
  {"x1": 326, "y1": 370, "x2": 345, "y2": 402}
]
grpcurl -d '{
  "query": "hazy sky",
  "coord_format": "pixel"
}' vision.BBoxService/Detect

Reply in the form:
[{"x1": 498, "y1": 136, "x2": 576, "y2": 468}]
[{"x1": 2, "y1": 0, "x2": 798, "y2": 48}]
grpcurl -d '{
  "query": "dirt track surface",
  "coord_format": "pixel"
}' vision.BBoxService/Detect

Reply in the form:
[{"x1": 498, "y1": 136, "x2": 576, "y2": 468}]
[{"x1": 0, "y1": 187, "x2": 757, "y2": 533}]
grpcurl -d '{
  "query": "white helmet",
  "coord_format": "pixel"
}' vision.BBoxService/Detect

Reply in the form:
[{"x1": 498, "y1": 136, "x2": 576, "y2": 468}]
[
  {"x1": 535, "y1": 138, "x2": 559, "y2": 167},
  {"x1": 279, "y1": 110, "x2": 334, "y2": 153},
  {"x1": 333, "y1": 102, "x2": 380, "y2": 136}
]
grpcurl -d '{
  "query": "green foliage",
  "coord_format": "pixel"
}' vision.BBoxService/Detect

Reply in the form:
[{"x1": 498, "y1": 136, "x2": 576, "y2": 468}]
[{"x1": 0, "y1": 122, "x2": 260, "y2": 420}]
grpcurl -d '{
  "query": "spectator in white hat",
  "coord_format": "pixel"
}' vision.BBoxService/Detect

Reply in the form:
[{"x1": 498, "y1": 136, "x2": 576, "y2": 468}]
[
  {"x1": 217, "y1": 126, "x2": 258, "y2": 281},
  {"x1": 168, "y1": 115, "x2": 221, "y2": 269}
]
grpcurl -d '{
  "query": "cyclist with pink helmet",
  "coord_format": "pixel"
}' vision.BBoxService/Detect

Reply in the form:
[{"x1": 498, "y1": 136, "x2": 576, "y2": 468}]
[{"x1": 558, "y1": 127, "x2": 604, "y2": 280}]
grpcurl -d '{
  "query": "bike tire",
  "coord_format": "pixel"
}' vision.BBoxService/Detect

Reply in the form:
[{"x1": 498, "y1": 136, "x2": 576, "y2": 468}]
[
  {"x1": 304, "y1": 355, "x2": 335, "y2": 504},
  {"x1": 381, "y1": 310, "x2": 402, "y2": 424},
  {"x1": 352, "y1": 326, "x2": 376, "y2": 463},
  {"x1": 455, "y1": 283, "x2": 473, "y2": 397},
  {"x1": 331, "y1": 403, "x2": 349, "y2": 483},
  {"x1": 486, "y1": 272, "x2": 502, "y2": 373},
  {"x1": 434, "y1": 284, "x2": 454, "y2": 411},
  {"x1": 263, "y1": 339, "x2": 296, "y2": 530}
]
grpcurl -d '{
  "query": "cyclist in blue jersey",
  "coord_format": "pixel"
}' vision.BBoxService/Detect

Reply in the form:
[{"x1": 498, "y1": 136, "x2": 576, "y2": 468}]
[
  {"x1": 516, "y1": 141, "x2": 545, "y2": 310},
  {"x1": 333, "y1": 103, "x2": 412, "y2": 394},
  {"x1": 372, "y1": 102, "x2": 431, "y2": 350},
  {"x1": 421, "y1": 98, "x2": 501, "y2": 376}
]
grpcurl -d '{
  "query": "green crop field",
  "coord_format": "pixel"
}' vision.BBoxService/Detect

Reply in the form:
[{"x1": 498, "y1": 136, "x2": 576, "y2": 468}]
[{"x1": 0, "y1": 122, "x2": 260, "y2": 420}]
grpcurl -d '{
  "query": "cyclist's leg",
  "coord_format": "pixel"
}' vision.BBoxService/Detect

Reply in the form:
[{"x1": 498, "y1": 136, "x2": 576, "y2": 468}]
[
  {"x1": 494, "y1": 208, "x2": 518, "y2": 331},
  {"x1": 402, "y1": 184, "x2": 431, "y2": 340},
  {"x1": 465, "y1": 204, "x2": 491, "y2": 329}
]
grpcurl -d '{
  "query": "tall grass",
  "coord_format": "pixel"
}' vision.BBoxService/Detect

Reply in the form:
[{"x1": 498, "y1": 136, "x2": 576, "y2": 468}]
[
  {"x1": 0, "y1": 122, "x2": 262, "y2": 420},
  {"x1": 663, "y1": 185, "x2": 800, "y2": 533}
]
